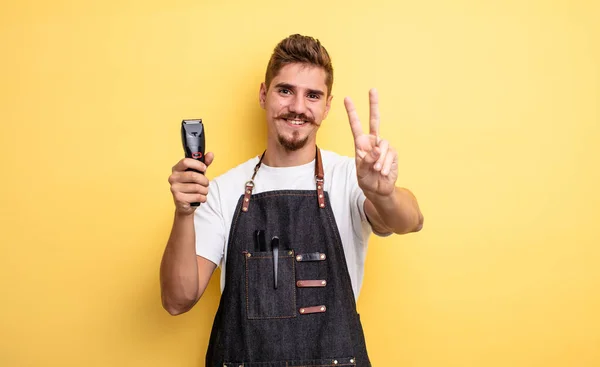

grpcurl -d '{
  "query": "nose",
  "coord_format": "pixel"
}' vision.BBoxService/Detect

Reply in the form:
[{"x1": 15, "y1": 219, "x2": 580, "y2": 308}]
[{"x1": 289, "y1": 94, "x2": 307, "y2": 115}]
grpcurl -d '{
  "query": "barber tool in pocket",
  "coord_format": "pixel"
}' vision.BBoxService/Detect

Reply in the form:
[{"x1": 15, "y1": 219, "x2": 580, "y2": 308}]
[{"x1": 254, "y1": 231, "x2": 286, "y2": 289}]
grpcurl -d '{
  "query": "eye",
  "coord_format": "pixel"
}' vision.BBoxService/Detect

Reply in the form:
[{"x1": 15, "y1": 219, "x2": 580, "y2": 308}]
[
  {"x1": 307, "y1": 93, "x2": 320, "y2": 100},
  {"x1": 278, "y1": 88, "x2": 291, "y2": 95}
]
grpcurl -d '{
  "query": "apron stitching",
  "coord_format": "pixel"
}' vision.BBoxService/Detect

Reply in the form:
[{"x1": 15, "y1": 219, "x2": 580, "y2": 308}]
[
  {"x1": 292, "y1": 253, "x2": 297, "y2": 314},
  {"x1": 245, "y1": 253, "x2": 250, "y2": 319},
  {"x1": 247, "y1": 315, "x2": 296, "y2": 320},
  {"x1": 252, "y1": 193, "x2": 316, "y2": 199}
]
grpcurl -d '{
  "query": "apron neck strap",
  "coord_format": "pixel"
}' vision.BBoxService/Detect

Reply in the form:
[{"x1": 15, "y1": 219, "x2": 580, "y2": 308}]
[
  {"x1": 315, "y1": 148, "x2": 326, "y2": 208},
  {"x1": 241, "y1": 146, "x2": 326, "y2": 213}
]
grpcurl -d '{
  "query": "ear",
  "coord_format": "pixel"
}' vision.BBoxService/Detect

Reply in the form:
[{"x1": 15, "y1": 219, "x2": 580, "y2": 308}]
[
  {"x1": 322, "y1": 94, "x2": 333, "y2": 120},
  {"x1": 259, "y1": 82, "x2": 267, "y2": 109}
]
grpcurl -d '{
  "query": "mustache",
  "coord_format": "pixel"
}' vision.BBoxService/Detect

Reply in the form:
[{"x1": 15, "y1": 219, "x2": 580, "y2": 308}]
[{"x1": 277, "y1": 113, "x2": 314, "y2": 123}]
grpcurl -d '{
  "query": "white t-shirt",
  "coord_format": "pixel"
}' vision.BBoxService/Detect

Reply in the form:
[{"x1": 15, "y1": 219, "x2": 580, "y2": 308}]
[{"x1": 194, "y1": 150, "x2": 376, "y2": 301}]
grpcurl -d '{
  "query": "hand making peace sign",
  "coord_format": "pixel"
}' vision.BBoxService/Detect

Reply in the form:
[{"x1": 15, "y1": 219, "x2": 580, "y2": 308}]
[{"x1": 344, "y1": 88, "x2": 398, "y2": 198}]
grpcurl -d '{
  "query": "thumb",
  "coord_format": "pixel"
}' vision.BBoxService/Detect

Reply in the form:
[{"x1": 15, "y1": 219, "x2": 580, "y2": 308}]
[{"x1": 204, "y1": 152, "x2": 215, "y2": 168}]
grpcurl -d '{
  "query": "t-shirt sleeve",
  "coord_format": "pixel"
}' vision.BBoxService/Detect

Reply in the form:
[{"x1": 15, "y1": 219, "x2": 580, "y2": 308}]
[{"x1": 193, "y1": 179, "x2": 226, "y2": 267}]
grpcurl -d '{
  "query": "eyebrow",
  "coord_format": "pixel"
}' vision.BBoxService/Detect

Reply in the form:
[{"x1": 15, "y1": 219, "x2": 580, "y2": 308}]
[{"x1": 274, "y1": 83, "x2": 325, "y2": 97}]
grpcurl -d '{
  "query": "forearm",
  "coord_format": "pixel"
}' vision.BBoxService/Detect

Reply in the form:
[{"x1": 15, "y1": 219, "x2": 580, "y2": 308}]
[
  {"x1": 160, "y1": 211, "x2": 200, "y2": 314},
  {"x1": 366, "y1": 187, "x2": 423, "y2": 234}
]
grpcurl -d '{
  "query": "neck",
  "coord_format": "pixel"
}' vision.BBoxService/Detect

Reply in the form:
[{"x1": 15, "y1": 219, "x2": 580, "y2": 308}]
[{"x1": 263, "y1": 140, "x2": 317, "y2": 167}]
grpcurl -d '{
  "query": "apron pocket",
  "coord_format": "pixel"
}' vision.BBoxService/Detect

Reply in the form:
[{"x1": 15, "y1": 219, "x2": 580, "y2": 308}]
[{"x1": 245, "y1": 250, "x2": 296, "y2": 319}]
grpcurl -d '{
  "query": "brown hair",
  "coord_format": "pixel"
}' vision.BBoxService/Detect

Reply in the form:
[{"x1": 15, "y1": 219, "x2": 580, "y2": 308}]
[{"x1": 265, "y1": 34, "x2": 334, "y2": 96}]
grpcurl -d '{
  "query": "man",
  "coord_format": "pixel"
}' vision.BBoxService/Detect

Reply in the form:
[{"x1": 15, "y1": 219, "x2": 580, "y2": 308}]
[{"x1": 160, "y1": 34, "x2": 423, "y2": 367}]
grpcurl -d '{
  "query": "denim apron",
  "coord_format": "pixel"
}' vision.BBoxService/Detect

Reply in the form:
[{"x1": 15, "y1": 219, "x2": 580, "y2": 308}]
[{"x1": 206, "y1": 148, "x2": 371, "y2": 366}]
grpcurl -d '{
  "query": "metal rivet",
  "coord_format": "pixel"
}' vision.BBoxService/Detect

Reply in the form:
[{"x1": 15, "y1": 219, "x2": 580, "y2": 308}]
[
  {"x1": 246, "y1": 190, "x2": 250, "y2": 194},
  {"x1": 320, "y1": 203, "x2": 325, "y2": 208},
  {"x1": 300, "y1": 308, "x2": 305, "y2": 314},
  {"x1": 296, "y1": 255, "x2": 302, "y2": 261},
  {"x1": 242, "y1": 207, "x2": 247, "y2": 212},
  {"x1": 319, "y1": 194, "x2": 323, "y2": 198},
  {"x1": 244, "y1": 198, "x2": 249, "y2": 202},
  {"x1": 333, "y1": 360, "x2": 338, "y2": 365},
  {"x1": 317, "y1": 185, "x2": 322, "y2": 190},
  {"x1": 288, "y1": 250, "x2": 293, "y2": 255},
  {"x1": 321, "y1": 280, "x2": 326, "y2": 285},
  {"x1": 246, "y1": 253, "x2": 251, "y2": 258},
  {"x1": 350, "y1": 358, "x2": 355, "y2": 363},
  {"x1": 320, "y1": 254, "x2": 326, "y2": 260},
  {"x1": 320, "y1": 306, "x2": 325, "y2": 311}
]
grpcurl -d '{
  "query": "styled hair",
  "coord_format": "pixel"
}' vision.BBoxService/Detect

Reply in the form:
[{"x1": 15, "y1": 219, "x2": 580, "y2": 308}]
[{"x1": 265, "y1": 34, "x2": 334, "y2": 96}]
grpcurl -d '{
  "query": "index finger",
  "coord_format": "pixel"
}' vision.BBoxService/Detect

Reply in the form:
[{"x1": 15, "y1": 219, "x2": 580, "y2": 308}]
[
  {"x1": 172, "y1": 158, "x2": 207, "y2": 173},
  {"x1": 369, "y1": 88, "x2": 380, "y2": 136},
  {"x1": 344, "y1": 96, "x2": 363, "y2": 139}
]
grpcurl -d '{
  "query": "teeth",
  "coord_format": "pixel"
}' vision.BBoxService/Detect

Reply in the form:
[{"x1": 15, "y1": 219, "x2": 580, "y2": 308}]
[{"x1": 287, "y1": 119, "x2": 305, "y2": 125}]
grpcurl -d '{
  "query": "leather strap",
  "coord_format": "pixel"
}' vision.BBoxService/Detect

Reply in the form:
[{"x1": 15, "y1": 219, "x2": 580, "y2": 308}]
[
  {"x1": 241, "y1": 181, "x2": 253, "y2": 212},
  {"x1": 315, "y1": 148, "x2": 325, "y2": 209},
  {"x1": 295, "y1": 252, "x2": 326, "y2": 262},
  {"x1": 296, "y1": 280, "x2": 327, "y2": 288},
  {"x1": 299, "y1": 305, "x2": 327, "y2": 314}
]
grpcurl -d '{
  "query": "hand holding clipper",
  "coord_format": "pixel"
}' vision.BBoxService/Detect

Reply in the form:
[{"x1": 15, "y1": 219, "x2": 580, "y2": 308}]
[
  {"x1": 181, "y1": 119, "x2": 206, "y2": 207},
  {"x1": 168, "y1": 119, "x2": 212, "y2": 215}
]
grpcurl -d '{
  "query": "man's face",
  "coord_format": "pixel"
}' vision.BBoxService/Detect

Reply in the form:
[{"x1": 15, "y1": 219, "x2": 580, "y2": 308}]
[{"x1": 260, "y1": 63, "x2": 332, "y2": 151}]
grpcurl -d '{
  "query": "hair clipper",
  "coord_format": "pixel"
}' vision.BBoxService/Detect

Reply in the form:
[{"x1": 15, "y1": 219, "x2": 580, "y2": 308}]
[{"x1": 181, "y1": 119, "x2": 206, "y2": 207}]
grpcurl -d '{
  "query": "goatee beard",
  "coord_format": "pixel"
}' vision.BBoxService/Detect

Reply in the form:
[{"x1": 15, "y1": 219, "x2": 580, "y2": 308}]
[{"x1": 278, "y1": 132, "x2": 309, "y2": 151}]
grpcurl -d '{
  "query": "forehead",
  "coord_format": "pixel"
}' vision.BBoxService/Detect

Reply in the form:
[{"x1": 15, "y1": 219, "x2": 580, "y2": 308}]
[{"x1": 271, "y1": 63, "x2": 328, "y2": 92}]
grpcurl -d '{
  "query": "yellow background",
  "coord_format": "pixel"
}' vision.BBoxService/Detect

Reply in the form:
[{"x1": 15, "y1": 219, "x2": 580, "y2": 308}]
[{"x1": 1, "y1": 0, "x2": 599, "y2": 366}]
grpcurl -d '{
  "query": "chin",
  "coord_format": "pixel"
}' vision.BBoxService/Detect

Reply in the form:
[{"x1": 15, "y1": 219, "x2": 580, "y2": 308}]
[{"x1": 278, "y1": 134, "x2": 309, "y2": 151}]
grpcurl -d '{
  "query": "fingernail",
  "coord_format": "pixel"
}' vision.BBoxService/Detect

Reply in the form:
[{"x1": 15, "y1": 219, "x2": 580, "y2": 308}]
[
  {"x1": 374, "y1": 163, "x2": 381, "y2": 171},
  {"x1": 357, "y1": 150, "x2": 366, "y2": 159}
]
